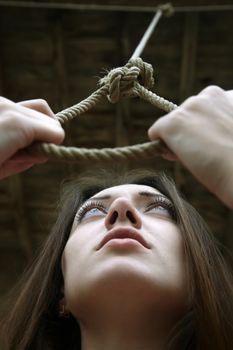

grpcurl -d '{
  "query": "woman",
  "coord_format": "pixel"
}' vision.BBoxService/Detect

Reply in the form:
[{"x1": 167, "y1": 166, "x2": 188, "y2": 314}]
[
  {"x1": 1, "y1": 168, "x2": 233, "y2": 349},
  {"x1": 0, "y1": 86, "x2": 233, "y2": 349}
]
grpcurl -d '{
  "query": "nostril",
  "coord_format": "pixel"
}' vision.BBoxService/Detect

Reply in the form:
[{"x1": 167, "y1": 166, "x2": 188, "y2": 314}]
[
  {"x1": 126, "y1": 210, "x2": 137, "y2": 224},
  {"x1": 109, "y1": 211, "x2": 118, "y2": 225}
]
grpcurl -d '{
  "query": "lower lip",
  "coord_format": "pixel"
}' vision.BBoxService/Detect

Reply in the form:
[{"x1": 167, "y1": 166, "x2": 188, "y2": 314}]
[{"x1": 103, "y1": 238, "x2": 144, "y2": 248}]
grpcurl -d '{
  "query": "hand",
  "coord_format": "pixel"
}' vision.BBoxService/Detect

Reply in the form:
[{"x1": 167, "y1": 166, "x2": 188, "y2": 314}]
[
  {"x1": 148, "y1": 86, "x2": 233, "y2": 208},
  {"x1": 0, "y1": 97, "x2": 65, "y2": 179}
]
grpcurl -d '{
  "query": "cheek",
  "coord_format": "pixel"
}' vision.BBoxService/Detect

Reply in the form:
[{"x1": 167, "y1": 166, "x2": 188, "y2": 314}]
[
  {"x1": 145, "y1": 218, "x2": 182, "y2": 252},
  {"x1": 62, "y1": 233, "x2": 87, "y2": 279},
  {"x1": 62, "y1": 221, "x2": 96, "y2": 266},
  {"x1": 163, "y1": 228, "x2": 184, "y2": 262},
  {"x1": 162, "y1": 227, "x2": 185, "y2": 275},
  {"x1": 61, "y1": 227, "x2": 97, "y2": 292},
  {"x1": 165, "y1": 230, "x2": 187, "y2": 296},
  {"x1": 61, "y1": 217, "x2": 106, "y2": 287},
  {"x1": 146, "y1": 220, "x2": 186, "y2": 283},
  {"x1": 61, "y1": 236, "x2": 88, "y2": 311},
  {"x1": 155, "y1": 227, "x2": 188, "y2": 306}
]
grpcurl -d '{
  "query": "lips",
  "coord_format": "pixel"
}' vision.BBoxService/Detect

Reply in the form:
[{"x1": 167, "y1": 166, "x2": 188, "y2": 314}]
[{"x1": 97, "y1": 227, "x2": 150, "y2": 250}]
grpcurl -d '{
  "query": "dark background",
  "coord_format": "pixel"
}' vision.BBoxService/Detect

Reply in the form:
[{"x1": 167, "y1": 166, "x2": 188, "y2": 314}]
[{"x1": 0, "y1": 0, "x2": 233, "y2": 311}]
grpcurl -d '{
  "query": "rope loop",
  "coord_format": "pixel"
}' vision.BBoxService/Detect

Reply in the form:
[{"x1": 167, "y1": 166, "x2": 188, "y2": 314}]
[
  {"x1": 28, "y1": 58, "x2": 177, "y2": 162},
  {"x1": 99, "y1": 57, "x2": 154, "y2": 103}
]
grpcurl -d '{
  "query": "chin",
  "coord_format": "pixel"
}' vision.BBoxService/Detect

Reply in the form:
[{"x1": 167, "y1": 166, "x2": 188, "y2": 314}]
[
  {"x1": 80, "y1": 257, "x2": 161, "y2": 303},
  {"x1": 66, "y1": 261, "x2": 187, "y2": 321}
]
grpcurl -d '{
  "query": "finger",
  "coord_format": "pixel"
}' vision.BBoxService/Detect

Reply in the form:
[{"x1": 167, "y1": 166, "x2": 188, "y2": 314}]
[
  {"x1": 0, "y1": 152, "x2": 48, "y2": 180},
  {"x1": 2, "y1": 99, "x2": 62, "y2": 128},
  {"x1": 5, "y1": 113, "x2": 65, "y2": 147},
  {"x1": 148, "y1": 122, "x2": 160, "y2": 140},
  {"x1": 160, "y1": 149, "x2": 178, "y2": 161},
  {"x1": 148, "y1": 115, "x2": 169, "y2": 140},
  {"x1": 17, "y1": 105, "x2": 62, "y2": 127},
  {"x1": 18, "y1": 99, "x2": 55, "y2": 119},
  {"x1": 198, "y1": 85, "x2": 224, "y2": 98},
  {"x1": 226, "y1": 90, "x2": 233, "y2": 97},
  {"x1": 199, "y1": 86, "x2": 232, "y2": 96},
  {"x1": 0, "y1": 161, "x2": 35, "y2": 180},
  {"x1": 22, "y1": 117, "x2": 65, "y2": 145},
  {"x1": 8, "y1": 150, "x2": 48, "y2": 164}
]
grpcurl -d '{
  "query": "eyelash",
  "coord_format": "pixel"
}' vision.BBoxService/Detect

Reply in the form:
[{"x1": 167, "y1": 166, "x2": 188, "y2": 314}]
[
  {"x1": 75, "y1": 200, "x2": 107, "y2": 223},
  {"x1": 75, "y1": 196, "x2": 176, "y2": 223},
  {"x1": 145, "y1": 197, "x2": 176, "y2": 219}
]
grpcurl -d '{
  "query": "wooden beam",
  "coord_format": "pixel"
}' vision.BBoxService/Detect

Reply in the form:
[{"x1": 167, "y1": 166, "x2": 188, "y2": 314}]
[
  {"x1": 179, "y1": 12, "x2": 199, "y2": 101},
  {"x1": 0, "y1": 1, "x2": 233, "y2": 13},
  {"x1": 52, "y1": 15, "x2": 68, "y2": 111},
  {"x1": 115, "y1": 102, "x2": 131, "y2": 147},
  {"x1": 51, "y1": 14, "x2": 74, "y2": 175},
  {"x1": 115, "y1": 14, "x2": 131, "y2": 149}
]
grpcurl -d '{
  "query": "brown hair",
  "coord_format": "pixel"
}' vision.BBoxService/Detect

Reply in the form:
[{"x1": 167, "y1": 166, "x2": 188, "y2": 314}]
[{"x1": 1, "y1": 169, "x2": 233, "y2": 349}]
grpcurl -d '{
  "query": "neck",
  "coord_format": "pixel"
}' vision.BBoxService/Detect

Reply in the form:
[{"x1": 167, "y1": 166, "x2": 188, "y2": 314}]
[{"x1": 77, "y1": 296, "x2": 180, "y2": 350}]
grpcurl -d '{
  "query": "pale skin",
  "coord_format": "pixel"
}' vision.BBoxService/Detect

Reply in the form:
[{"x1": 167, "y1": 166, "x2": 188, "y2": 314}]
[
  {"x1": 62, "y1": 184, "x2": 188, "y2": 350},
  {"x1": 0, "y1": 96, "x2": 65, "y2": 179}
]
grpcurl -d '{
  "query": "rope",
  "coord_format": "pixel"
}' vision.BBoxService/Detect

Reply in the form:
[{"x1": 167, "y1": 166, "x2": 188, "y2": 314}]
[
  {"x1": 30, "y1": 141, "x2": 166, "y2": 162},
  {"x1": 29, "y1": 57, "x2": 177, "y2": 162}
]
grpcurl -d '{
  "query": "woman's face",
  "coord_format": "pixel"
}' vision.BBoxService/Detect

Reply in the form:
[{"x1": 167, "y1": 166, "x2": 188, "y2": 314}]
[{"x1": 61, "y1": 184, "x2": 188, "y2": 317}]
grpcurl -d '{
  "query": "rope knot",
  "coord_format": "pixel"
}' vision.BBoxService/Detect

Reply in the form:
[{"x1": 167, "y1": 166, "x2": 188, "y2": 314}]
[{"x1": 99, "y1": 57, "x2": 155, "y2": 103}]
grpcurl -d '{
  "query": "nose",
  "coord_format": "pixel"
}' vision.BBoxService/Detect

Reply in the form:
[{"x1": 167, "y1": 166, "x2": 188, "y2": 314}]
[{"x1": 104, "y1": 197, "x2": 142, "y2": 230}]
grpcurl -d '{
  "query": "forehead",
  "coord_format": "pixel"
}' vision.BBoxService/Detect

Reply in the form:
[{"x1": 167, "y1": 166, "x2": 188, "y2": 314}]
[{"x1": 91, "y1": 184, "x2": 163, "y2": 199}]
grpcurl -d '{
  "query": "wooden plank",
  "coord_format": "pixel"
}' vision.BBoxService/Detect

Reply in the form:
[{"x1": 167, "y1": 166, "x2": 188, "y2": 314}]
[
  {"x1": 179, "y1": 12, "x2": 199, "y2": 101},
  {"x1": 115, "y1": 14, "x2": 131, "y2": 147}
]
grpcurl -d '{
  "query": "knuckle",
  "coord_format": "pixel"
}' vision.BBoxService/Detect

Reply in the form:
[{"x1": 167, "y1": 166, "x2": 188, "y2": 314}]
[
  {"x1": 200, "y1": 85, "x2": 223, "y2": 97},
  {"x1": 182, "y1": 95, "x2": 207, "y2": 110},
  {"x1": 168, "y1": 110, "x2": 186, "y2": 129},
  {"x1": 183, "y1": 86, "x2": 224, "y2": 110},
  {"x1": 37, "y1": 98, "x2": 49, "y2": 107},
  {"x1": 0, "y1": 97, "x2": 11, "y2": 110},
  {"x1": 0, "y1": 96, "x2": 6, "y2": 104},
  {"x1": 182, "y1": 95, "x2": 197, "y2": 107}
]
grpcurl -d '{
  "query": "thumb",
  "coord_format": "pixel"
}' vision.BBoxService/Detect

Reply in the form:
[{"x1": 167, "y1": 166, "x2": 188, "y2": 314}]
[{"x1": 148, "y1": 120, "x2": 178, "y2": 161}]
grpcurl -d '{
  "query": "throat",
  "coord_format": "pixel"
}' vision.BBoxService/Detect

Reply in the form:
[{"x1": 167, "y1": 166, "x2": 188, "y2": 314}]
[{"x1": 77, "y1": 303, "x2": 175, "y2": 350}]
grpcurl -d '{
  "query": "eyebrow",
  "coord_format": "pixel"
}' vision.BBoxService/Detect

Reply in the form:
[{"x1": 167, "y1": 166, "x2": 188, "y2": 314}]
[
  {"x1": 139, "y1": 191, "x2": 164, "y2": 198},
  {"x1": 91, "y1": 194, "x2": 111, "y2": 201}
]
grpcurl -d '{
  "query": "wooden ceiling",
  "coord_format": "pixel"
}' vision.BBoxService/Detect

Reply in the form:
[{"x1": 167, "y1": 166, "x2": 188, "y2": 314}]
[{"x1": 0, "y1": 0, "x2": 233, "y2": 307}]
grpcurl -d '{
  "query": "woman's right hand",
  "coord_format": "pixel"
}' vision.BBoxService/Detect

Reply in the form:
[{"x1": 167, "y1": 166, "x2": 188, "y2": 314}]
[{"x1": 0, "y1": 97, "x2": 65, "y2": 180}]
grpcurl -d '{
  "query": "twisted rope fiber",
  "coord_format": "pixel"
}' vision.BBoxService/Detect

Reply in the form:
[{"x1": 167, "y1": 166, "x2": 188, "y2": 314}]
[
  {"x1": 38, "y1": 141, "x2": 165, "y2": 162},
  {"x1": 30, "y1": 58, "x2": 177, "y2": 162}
]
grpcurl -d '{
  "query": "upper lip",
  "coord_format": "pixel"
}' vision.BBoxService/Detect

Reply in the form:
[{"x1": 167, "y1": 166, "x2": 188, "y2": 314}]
[{"x1": 97, "y1": 227, "x2": 151, "y2": 250}]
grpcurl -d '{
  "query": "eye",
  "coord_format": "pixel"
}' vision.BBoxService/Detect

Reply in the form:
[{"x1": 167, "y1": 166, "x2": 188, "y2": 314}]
[
  {"x1": 76, "y1": 200, "x2": 107, "y2": 223},
  {"x1": 145, "y1": 197, "x2": 176, "y2": 220}
]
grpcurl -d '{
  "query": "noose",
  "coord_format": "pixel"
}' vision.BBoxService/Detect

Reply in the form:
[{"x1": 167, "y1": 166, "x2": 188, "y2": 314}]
[{"x1": 29, "y1": 3, "x2": 177, "y2": 163}]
